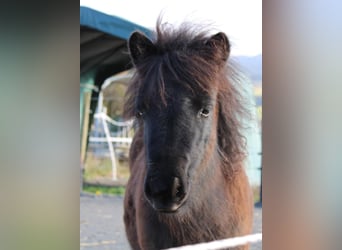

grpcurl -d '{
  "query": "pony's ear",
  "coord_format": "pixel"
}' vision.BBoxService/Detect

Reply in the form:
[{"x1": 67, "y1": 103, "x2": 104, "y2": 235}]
[
  {"x1": 128, "y1": 31, "x2": 155, "y2": 65},
  {"x1": 205, "y1": 32, "x2": 230, "y2": 62}
]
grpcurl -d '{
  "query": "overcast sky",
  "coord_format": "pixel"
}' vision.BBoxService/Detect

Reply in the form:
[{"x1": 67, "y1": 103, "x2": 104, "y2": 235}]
[{"x1": 80, "y1": 0, "x2": 261, "y2": 56}]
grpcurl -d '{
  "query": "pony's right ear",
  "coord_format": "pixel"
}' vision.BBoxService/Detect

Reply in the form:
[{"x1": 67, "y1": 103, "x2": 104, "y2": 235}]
[
  {"x1": 205, "y1": 32, "x2": 230, "y2": 62},
  {"x1": 128, "y1": 31, "x2": 155, "y2": 65}
]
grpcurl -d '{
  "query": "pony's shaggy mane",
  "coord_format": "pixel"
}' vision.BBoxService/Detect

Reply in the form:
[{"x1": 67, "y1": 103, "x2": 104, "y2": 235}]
[{"x1": 124, "y1": 20, "x2": 250, "y2": 174}]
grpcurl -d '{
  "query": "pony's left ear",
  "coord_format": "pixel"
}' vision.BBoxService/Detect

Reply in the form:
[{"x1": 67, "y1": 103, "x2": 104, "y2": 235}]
[
  {"x1": 205, "y1": 32, "x2": 230, "y2": 62},
  {"x1": 128, "y1": 31, "x2": 156, "y2": 65}
]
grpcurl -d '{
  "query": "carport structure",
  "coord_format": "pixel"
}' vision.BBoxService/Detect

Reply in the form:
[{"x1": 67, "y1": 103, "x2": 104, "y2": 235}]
[{"x1": 80, "y1": 6, "x2": 151, "y2": 163}]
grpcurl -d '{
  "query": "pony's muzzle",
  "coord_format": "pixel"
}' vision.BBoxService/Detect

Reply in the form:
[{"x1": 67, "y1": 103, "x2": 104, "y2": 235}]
[{"x1": 144, "y1": 176, "x2": 187, "y2": 213}]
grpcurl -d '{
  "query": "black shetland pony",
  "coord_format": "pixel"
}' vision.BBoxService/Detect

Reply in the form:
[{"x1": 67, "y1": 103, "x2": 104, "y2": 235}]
[{"x1": 123, "y1": 21, "x2": 253, "y2": 250}]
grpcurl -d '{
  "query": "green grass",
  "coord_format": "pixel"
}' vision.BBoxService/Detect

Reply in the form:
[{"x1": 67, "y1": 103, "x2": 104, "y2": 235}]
[
  {"x1": 83, "y1": 184, "x2": 126, "y2": 196},
  {"x1": 82, "y1": 152, "x2": 130, "y2": 195},
  {"x1": 83, "y1": 153, "x2": 130, "y2": 181}
]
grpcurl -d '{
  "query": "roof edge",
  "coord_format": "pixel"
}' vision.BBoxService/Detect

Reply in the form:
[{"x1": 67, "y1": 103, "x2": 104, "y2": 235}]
[{"x1": 80, "y1": 6, "x2": 152, "y2": 40}]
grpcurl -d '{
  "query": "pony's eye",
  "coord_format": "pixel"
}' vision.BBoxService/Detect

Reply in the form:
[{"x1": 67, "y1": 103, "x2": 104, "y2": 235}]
[
  {"x1": 136, "y1": 110, "x2": 144, "y2": 119},
  {"x1": 199, "y1": 108, "x2": 210, "y2": 118}
]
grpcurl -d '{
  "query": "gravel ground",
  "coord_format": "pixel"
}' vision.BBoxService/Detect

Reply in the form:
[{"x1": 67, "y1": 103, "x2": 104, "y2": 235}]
[{"x1": 80, "y1": 194, "x2": 262, "y2": 250}]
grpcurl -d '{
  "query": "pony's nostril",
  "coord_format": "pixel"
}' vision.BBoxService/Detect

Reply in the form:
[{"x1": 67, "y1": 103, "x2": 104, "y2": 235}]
[
  {"x1": 145, "y1": 179, "x2": 168, "y2": 198},
  {"x1": 172, "y1": 177, "x2": 184, "y2": 199}
]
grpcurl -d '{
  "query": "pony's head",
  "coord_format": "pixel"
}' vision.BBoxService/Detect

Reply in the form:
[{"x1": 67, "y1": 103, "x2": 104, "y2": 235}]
[{"x1": 125, "y1": 23, "x2": 247, "y2": 213}]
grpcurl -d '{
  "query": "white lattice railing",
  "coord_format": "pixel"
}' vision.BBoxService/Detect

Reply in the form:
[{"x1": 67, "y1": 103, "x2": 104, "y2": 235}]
[{"x1": 164, "y1": 233, "x2": 262, "y2": 250}]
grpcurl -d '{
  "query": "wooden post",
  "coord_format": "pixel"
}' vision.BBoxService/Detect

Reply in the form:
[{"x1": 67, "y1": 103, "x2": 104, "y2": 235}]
[{"x1": 80, "y1": 91, "x2": 92, "y2": 165}]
